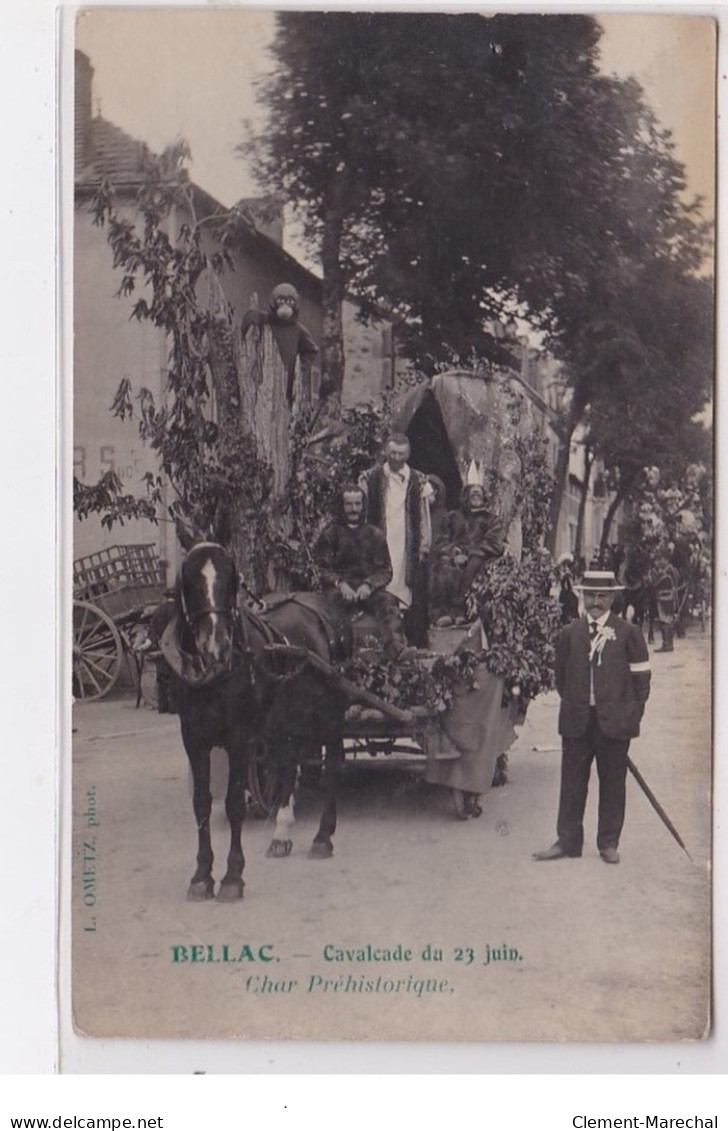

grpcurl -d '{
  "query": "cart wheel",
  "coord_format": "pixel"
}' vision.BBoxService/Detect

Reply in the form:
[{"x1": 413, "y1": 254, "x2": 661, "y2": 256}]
[
  {"x1": 247, "y1": 743, "x2": 280, "y2": 819},
  {"x1": 72, "y1": 600, "x2": 123, "y2": 701}
]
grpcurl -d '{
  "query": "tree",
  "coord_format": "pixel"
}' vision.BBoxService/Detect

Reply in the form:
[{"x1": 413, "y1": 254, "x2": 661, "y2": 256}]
[
  {"x1": 250, "y1": 12, "x2": 712, "y2": 552},
  {"x1": 250, "y1": 15, "x2": 709, "y2": 384},
  {"x1": 87, "y1": 144, "x2": 279, "y2": 589},
  {"x1": 247, "y1": 15, "x2": 612, "y2": 396},
  {"x1": 541, "y1": 88, "x2": 713, "y2": 547},
  {"x1": 580, "y1": 267, "x2": 714, "y2": 552}
]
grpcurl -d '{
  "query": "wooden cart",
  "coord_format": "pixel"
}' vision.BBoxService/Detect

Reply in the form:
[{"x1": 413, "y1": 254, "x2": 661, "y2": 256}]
[{"x1": 72, "y1": 543, "x2": 166, "y2": 702}]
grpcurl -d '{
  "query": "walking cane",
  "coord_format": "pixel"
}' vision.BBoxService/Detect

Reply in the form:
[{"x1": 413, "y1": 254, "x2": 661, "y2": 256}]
[{"x1": 627, "y1": 756, "x2": 693, "y2": 861}]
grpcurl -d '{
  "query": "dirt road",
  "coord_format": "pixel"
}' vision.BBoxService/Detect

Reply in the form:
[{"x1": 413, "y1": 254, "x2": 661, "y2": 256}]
[{"x1": 69, "y1": 629, "x2": 711, "y2": 1044}]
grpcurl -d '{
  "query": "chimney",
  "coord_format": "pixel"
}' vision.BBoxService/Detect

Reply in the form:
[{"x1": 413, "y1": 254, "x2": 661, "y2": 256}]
[{"x1": 75, "y1": 50, "x2": 94, "y2": 174}]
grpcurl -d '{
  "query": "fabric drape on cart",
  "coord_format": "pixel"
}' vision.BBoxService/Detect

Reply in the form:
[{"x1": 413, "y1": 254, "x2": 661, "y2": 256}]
[{"x1": 423, "y1": 623, "x2": 520, "y2": 793}]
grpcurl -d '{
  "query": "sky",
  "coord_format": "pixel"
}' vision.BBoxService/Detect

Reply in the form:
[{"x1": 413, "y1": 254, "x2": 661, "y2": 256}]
[
  {"x1": 73, "y1": 6, "x2": 717, "y2": 242},
  {"x1": 74, "y1": 7, "x2": 278, "y2": 207}
]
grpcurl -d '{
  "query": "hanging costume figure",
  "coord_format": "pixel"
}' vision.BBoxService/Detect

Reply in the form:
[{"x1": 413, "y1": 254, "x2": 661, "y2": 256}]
[{"x1": 241, "y1": 283, "x2": 319, "y2": 408}]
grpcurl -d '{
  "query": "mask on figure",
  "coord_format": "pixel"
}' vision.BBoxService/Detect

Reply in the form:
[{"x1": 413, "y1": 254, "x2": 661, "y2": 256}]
[{"x1": 269, "y1": 283, "x2": 300, "y2": 324}]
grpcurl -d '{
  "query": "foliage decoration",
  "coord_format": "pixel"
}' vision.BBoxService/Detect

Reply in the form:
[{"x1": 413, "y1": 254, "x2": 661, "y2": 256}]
[
  {"x1": 467, "y1": 549, "x2": 561, "y2": 704},
  {"x1": 284, "y1": 398, "x2": 393, "y2": 588},
  {"x1": 512, "y1": 426, "x2": 554, "y2": 553},
  {"x1": 344, "y1": 647, "x2": 485, "y2": 718}
]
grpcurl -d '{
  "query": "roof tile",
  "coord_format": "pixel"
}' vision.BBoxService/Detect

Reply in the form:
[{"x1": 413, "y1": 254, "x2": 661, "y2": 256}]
[{"x1": 76, "y1": 116, "x2": 150, "y2": 187}]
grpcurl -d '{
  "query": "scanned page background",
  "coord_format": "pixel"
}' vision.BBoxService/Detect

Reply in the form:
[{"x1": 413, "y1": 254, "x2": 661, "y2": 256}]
[{"x1": 63, "y1": 4, "x2": 717, "y2": 1061}]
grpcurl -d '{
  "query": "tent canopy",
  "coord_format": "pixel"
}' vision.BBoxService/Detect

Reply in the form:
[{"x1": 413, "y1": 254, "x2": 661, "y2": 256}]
[{"x1": 394, "y1": 369, "x2": 531, "y2": 516}]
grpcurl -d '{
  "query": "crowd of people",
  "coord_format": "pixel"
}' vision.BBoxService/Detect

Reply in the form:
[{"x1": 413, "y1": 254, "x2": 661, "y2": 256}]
[{"x1": 556, "y1": 535, "x2": 710, "y2": 656}]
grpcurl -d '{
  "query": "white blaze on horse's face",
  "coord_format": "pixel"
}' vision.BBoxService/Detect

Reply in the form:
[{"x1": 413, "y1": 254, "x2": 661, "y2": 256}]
[{"x1": 196, "y1": 555, "x2": 233, "y2": 666}]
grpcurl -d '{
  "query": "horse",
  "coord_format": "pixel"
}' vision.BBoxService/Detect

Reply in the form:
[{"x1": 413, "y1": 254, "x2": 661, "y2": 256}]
[
  {"x1": 161, "y1": 542, "x2": 352, "y2": 901},
  {"x1": 620, "y1": 573, "x2": 657, "y2": 642}
]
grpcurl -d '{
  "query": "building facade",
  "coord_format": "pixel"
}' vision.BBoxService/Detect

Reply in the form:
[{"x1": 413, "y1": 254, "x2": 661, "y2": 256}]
[{"x1": 73, "y1": 51, "x2": 397, "y2": 578}]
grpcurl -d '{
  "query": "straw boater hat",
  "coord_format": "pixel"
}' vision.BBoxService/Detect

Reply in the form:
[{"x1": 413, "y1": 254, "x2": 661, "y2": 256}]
[{"x1": 574, "y1": 570, "x2": 624, "y2": 592}]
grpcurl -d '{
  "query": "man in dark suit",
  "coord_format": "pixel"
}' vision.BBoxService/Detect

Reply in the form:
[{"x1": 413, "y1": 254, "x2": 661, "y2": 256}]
[
  {"x1": 313, "y1": 484, "x2": 409, "y2": 660},
  {"x1": 533, "y1": 570, "x2": 651, "y2": 865}
]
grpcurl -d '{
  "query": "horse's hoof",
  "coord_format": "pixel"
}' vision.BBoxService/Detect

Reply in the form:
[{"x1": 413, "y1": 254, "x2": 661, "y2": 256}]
[
  {"x1": 217, "y1": 880, "x2": 245, "y2": 902},
  {"x1": 308, "y1": 840, "x2": 334, "y2": 859},
  {"x1": 266, "y1": 839, "x2": 293, "y2": 858},
  {"x1": 187, "y1": 880, "x2": 215, "y2": 901}
]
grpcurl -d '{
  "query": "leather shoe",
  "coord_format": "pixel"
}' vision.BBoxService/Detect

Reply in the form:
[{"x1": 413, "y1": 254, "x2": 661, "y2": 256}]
[
  {"x1": 532, "y1": 843, "x2": 580, "y2": 861},
  {"x1": 600, "y1": 847, "x2": 620, "y2": 864}
]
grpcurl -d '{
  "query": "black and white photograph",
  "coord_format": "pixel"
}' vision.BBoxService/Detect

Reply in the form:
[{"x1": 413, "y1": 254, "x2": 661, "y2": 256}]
[{"x1": 66, "y1": 6, "x2": 715, "y2": 1050}]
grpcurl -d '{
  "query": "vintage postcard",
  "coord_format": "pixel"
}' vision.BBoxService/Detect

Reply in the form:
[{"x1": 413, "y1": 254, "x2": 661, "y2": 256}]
[{"x1": 65, "y1": 6, "x2": 716, "y2": 1050}]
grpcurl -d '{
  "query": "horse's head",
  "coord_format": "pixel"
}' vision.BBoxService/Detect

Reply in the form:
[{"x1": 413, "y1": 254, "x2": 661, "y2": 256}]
[{"x1": 178, "y1": 543, "x2": 240, "y2": 675}]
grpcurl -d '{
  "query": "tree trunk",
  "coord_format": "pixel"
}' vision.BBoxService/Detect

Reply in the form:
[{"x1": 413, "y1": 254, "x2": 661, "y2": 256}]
[
  {"x1": 206, "y1": 273, "x2": 295, "y2": 591},
  {"x1": 237, "y1": 323, "x2": 297, "y2": 589},
  {"x1": 546, "y1": 401, "x2": 582, "y2": 554},
  {"x1": 318, "y1": 170, "x2": 348, "y2": 414},
  {"x1": 206, "y1": 323, "x2": 253, "y2": 575},
  {"x1": 574, "y1": 446, "x2": 594, "y2": 557},
  {"x1": 598, "y1": 470, "x2": 635, "y2": 557}
]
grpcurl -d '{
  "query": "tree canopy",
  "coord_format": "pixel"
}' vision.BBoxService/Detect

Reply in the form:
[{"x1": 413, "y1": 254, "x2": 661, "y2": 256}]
[
  {"x1": 79, "y1": 13, "x2": 714, "y2": 564},
  {"x1": 582, "y1": 266, "x2": 713, "y2": 550},
  {"x1": 249, "y1": 12, "x2": 711, "y2": 386}
]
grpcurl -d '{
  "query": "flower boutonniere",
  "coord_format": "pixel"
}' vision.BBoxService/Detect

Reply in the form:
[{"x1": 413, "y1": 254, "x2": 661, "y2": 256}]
[{"x1": 590, "y1": 624, "x2": 617, "y2": 666}]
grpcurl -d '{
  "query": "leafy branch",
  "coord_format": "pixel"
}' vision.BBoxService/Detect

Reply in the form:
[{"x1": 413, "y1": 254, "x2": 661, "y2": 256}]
[{"x1": 73, "y1": 469, "x2": 160, "y2": 531}]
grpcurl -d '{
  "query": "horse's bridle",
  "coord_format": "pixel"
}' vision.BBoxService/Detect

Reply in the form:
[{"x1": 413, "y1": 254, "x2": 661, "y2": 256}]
[
  {"x1": 182, "y1": 602, "x2": 238, "y2": 626},
  {"x1": 180, "y1": 587, "x2": 252, "y2": 676}
]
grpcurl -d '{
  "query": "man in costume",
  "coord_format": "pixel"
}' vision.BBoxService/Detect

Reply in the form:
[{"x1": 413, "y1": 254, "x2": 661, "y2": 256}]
[
  {"x1": 360, "y1": 433, "x2": 434, "y2": 647},
  {"x1": 313, "y1": 484, "x2": 408, "y2": 659},
  {"x1": 241, "y1": 282, "x2": 319, "y2": 408},
  {"x1": 431, "y1": 483, "x2": 507, "y2": 621},
  {"x1": 653, "y1": 550, "x2": 680, "y2": 653},
  {"x1": 533, "y1": 570, "x2": 651, "y2": 865}
]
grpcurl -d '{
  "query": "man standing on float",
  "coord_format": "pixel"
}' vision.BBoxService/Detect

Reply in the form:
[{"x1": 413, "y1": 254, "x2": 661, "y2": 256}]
[{"x1": 360, "y1": 433, "x2": 434, "y2": 648}]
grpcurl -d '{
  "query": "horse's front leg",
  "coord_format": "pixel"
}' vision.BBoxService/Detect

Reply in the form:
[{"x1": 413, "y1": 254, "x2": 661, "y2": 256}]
[
  {"x1": 266, "y1": 742, "x2": 297, "y2": 858},
  {"x1": 310, "y1": 733, "x2": 344, "y2": 859},
  {"x1": 185, "y1": 735, "x2": 215, "y2": 900},
  {"x1": 218, "y1": 735, "x2": 249, "y2": 901}
]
